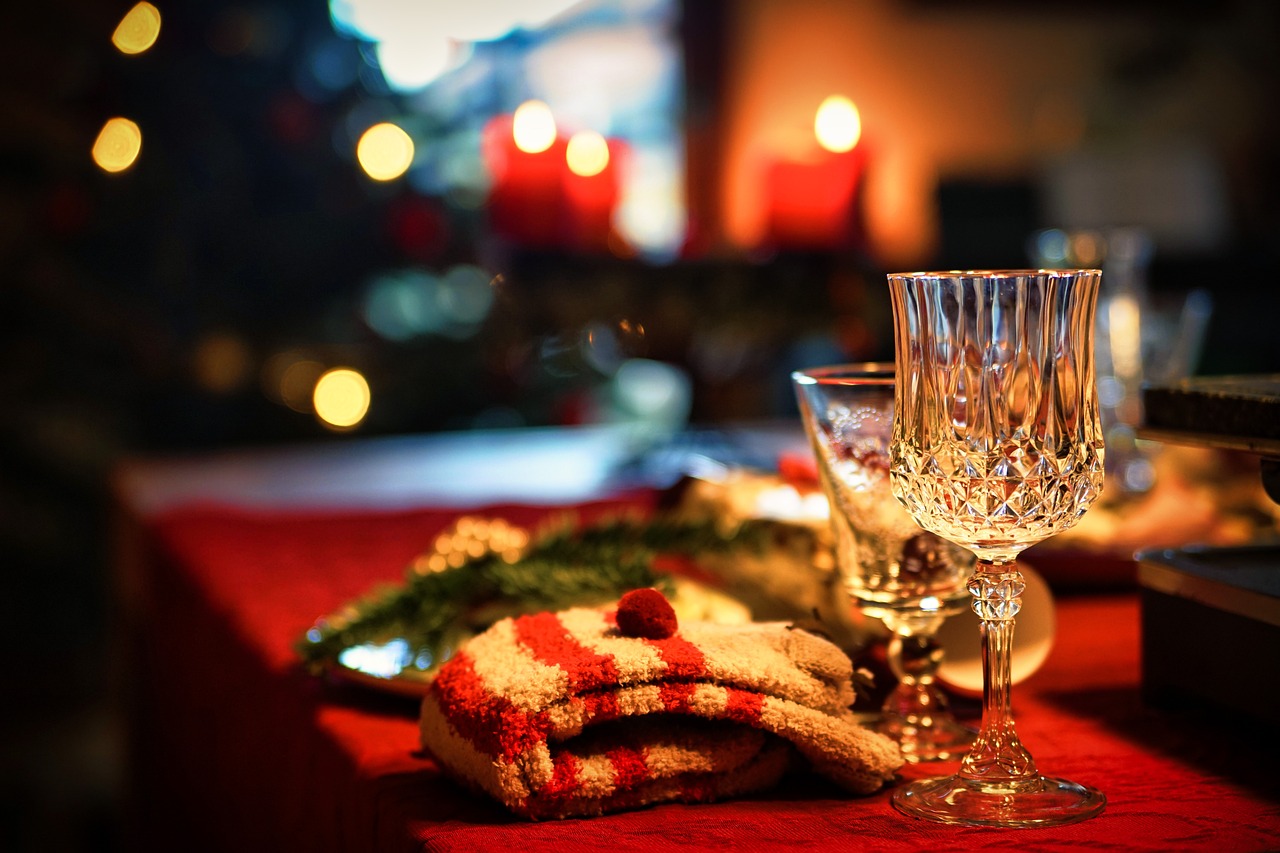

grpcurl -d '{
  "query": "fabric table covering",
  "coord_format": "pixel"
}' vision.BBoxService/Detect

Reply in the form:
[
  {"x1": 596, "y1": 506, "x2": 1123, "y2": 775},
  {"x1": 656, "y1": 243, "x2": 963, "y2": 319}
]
[{"x1": 115, "y1": 497, "x2": 1280, "y2": 852}]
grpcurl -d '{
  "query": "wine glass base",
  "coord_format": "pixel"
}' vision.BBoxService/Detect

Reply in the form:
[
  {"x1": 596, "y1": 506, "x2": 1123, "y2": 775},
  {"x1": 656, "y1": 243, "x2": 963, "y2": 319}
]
[
  {"x1": 877, "y1": 714, "x2": 974, "y2": 763},
  {"x1": 892, "y1": 773, "x2": 1105, "y2": 828}
]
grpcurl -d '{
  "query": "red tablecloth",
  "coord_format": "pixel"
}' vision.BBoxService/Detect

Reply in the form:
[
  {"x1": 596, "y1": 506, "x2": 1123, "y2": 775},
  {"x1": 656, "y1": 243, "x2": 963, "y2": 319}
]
[{"x1": 117, "y1": 498, "x2": 1280, "y2": 852}]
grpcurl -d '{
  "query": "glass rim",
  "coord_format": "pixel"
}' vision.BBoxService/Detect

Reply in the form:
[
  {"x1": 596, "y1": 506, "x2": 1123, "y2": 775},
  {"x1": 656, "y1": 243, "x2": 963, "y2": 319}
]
[
  {"x1": 791, "y1": 361, "x2": 895, "y2": 386},
  {"x1": 887, "y1": 268, "x2": 1101, "y2": 279}
]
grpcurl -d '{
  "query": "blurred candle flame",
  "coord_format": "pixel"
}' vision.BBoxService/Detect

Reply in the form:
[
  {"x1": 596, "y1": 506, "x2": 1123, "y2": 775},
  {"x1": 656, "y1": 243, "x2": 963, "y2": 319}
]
[
  {"x1": 512, "y1": 100, "x2": 556, "y2": 154},
  {"x1": 566, "y1": 130, "x2": 609, "y2": 177},
  {"x1": 814, "y1": 95, "x2": 861, "y2": 153}
]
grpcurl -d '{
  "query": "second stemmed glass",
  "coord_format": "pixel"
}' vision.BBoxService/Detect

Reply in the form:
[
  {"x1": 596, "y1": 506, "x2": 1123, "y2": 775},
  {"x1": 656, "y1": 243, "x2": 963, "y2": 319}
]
[{"x1": 792, "y1": 363, "x2": 976, "y2": 762}]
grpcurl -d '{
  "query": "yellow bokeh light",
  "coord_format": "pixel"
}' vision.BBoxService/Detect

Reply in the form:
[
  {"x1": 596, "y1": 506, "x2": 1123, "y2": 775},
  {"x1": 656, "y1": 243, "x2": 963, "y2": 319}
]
[
  {"x1": 113, "y1": 2, "x2": 161, "y2": 55},
  {"x1": 92, "y1": 118, "x2": 142, "y2": 173},
  {"x1": 565, "y1": 131, "x2": 609, "y2": 177},
  {"x1": 512, "y1": 100, "x2": 556, "y2": 154},
  {"x1": 356, "y1": 122, "x2": 414, "y2": 181},
  {"x1": 814, "y1": 95, "x2": 862, "y2": 153},
  {"x1": 313, "y1": 368, "x2": 371, "y2": 429}
]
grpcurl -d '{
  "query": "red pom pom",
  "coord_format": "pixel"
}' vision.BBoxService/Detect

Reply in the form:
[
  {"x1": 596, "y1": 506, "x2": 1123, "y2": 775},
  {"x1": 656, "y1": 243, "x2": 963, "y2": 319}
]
[{"x1": 615, "y1": 588, "x2": 678, "y2": 640}]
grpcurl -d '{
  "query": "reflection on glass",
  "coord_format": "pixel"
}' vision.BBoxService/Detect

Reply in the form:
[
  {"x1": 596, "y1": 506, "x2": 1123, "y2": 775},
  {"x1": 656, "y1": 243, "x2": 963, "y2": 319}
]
[{"x1": 1030, "y1": 227, "x2": 1213, "y2": 495}]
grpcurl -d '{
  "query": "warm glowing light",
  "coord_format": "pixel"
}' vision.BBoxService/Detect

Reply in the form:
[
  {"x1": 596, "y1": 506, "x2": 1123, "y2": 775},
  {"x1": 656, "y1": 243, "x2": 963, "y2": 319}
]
[
  {"x1": 614, "y1": 177, "x2": 686, "y2": 261},
  {"x1": 1069, "y1": 231, "x2": 1104, "y2": 267},
  {"x1": 814, "y1": 95, "x2": 861, "y2": 153},
  {"x1": 356, "y1": 122, "x2": 414, "y2": 181},
  {"x1": 512, "y1": 101, "x2": 556, "y2": 154},
  {"x1": 313, "y1": 368, "x2": 371, "y2": 429},
  {"x1": 262, "y1": 351, "x2": 326, "y2": 412},
  {"x1": 92, "y1": 118, "x2": 142, "y2": 173},
  {"x1": 279, "y1": 359, "x2": 325, "y2": 412},
  {"x1": 566, "y1": 131, "x2": 609, "y2": 177},
  {"x1": 192, "y1": 331, "x2": 252, "y2": 394},
  {"x1": 1108, "y1": 294, "x2": 1143, "y2": 378},
  {"x1": 113, "y1": 2, "x2": 161, "y2": 55}
]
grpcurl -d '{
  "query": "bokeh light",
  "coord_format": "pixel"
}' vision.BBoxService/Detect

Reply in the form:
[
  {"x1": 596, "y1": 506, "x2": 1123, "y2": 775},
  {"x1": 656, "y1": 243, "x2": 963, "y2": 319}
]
[
  {"x1": 566, "y1": 130, "x2": 609, "y2": 177},
  {"x1": 1069, "y1": 231, "x2": 1104, "y2": 267},
  {"x1": 356, "y1": 122, "x2": 414, "y2": 181},
  {"x1": 1107, "y1": 294, "x2": 1143, "y2": 377},
  {"x1": 279, "y1": 360, "x2": 326, "y2": 413},
  {"x1": 512, "y1": 101, "x2": 556, "y2": 154},
  {"x1": 329, "y1": 0, "x2": 582, "y2": 47},
  {"x1": 113, "y1": 2, "x2": 161, "y2": 55},
  {"x1": 375, "y1": 36, "x2": 467, "y2": 92},
  {"x1": 91, "y1": 118, "x2": 142, "y2": 173},
  {"x1": 1033, "y1": 228, "x2": 1071, "y2": 266},
  {"x1": 299, "y1": 38, "x2": 360, "y2": 99},
  {"x1": 361, "y1": 265, "x2": 496, "y2": 342},
  {"x1": 313, "y1": 368, "x2": 371, "y2": 429},
  {"x1": 362, "y1": 269, "x2": 441, "y2": 341},
  {"x1": 814, "y1": 95, "x2": 861, "y2": 153},
  {"x1": 436, "y1": 265, "x2": 496, "y2": 338},
  {"x1": 261, "y1": 350, "x2": 326, "y2": 412},
  {"x1": 609, "y1": 359, "x2": 692, "y2": 429},
  {"x1": 614, "y1": 178, "x2": 685, "y2": 262},
  {"x1": 192, "y1": 331, "x2": 252, "y2": 394}
]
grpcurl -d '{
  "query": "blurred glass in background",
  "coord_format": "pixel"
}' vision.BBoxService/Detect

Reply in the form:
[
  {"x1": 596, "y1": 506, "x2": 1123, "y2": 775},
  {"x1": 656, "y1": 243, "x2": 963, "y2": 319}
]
[{"x1": 1031, "y1": 227, "x2": 1213, "y2": 496}]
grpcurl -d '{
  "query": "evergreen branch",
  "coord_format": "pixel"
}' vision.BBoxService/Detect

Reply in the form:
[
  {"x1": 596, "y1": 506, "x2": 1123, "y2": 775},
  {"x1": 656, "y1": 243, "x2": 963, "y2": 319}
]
[{"x1": 295, "y1": 513, "x2": 775, "y2": 677}]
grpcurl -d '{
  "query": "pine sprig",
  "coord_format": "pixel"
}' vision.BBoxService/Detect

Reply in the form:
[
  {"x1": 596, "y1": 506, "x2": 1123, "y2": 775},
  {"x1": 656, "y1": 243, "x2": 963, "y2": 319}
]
[{"x1": 295, "y1": 513, "x2": 775, "y2": 679}]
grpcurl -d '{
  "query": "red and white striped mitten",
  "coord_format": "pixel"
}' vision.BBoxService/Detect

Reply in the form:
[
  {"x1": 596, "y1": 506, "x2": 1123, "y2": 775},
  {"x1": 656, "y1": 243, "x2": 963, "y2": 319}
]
[{"x1": 419, "y1": 589, "x2": 903, "y2": 819}]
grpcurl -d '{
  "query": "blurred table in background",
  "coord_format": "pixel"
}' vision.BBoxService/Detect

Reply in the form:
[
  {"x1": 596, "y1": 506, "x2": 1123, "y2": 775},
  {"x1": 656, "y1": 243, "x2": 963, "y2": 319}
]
[
  {"x1": 1134, "y1": 375, "x2": 1280, "y2": 731},
  {"x1": 1141, "y1": 374, "x2": 1280, "y2": 506},
  {"x1": 111, "y1": 424, "x2": 1280, "y2": 851}
]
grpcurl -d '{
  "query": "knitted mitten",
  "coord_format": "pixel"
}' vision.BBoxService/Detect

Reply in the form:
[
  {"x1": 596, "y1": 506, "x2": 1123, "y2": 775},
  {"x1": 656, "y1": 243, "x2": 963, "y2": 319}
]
[{"x1": 420, "y1": 590, "x2": 903, "y2": 819}]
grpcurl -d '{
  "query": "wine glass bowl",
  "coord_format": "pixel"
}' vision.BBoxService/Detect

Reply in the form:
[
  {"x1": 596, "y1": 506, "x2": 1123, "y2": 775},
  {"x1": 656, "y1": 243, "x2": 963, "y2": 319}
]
[
  {"x1": 792, "y1": 364, "x2": 976, "y2": 762},
  {"x1": 886, "y1": 269, "x2": 1107, "y2": 827}
]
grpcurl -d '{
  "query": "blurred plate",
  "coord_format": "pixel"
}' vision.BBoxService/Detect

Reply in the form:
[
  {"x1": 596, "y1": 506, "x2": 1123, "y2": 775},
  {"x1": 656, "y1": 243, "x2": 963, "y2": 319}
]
[
  {"x1": 325, "y1": 637, "x2": 441, "y2": 698},
  {"x1": 935, "y1": 563, "x2": 1056, "y2": 698}
]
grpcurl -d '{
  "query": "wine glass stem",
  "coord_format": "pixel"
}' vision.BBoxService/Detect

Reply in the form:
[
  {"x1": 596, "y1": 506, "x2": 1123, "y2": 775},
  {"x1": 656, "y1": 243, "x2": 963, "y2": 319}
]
[
  {"x1": 882, "y1": 617, "x2": 947, "y2": 714},
  {"x1": 958, "y1": 559, "x2": 1038, "y2": 790}
]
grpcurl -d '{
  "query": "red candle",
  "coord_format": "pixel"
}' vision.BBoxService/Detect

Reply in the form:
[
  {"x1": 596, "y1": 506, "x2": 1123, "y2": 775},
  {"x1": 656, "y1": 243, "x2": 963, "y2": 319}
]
[
  {"x1": 563, "y1": 134, "x2": 624, "y2": 252},
  {"x1": 763, "y1": 141, "x2": 869, "y2": 252},
  {"x1": 482, "y1": 115, "x2": 622, "y2": 252},
  {"x1": 482, "y1": 114, "x2": 569, "y2": 248}
]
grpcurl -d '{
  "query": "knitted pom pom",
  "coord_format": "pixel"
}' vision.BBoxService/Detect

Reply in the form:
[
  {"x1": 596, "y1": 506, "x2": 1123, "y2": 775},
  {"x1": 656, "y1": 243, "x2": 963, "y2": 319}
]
[{"x1": 615, "y1": 588, "x2": 679, "y2": 639}]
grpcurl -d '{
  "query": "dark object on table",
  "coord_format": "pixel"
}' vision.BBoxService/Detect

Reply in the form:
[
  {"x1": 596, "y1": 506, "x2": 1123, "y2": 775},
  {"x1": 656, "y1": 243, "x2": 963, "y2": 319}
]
[
  {"x1": 1142, "y1": 375, "x2": 1280, "y2": 445},
  {"x1": 1137, "y1": 544, "x2": 1280, "y2": 727},
  {"x1": 1141, "y1": 375, "x2": 1280, "y2": 504}
]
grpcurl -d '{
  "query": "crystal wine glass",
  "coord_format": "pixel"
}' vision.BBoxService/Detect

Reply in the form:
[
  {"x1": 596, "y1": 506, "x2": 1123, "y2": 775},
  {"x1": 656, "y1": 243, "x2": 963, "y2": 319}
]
[
  {"x1": 792, "y1": 363, "x2": 976, "y2": 762},
  {"x1": 887, "y1": 269, "x2": 1106, "y2": 827}
]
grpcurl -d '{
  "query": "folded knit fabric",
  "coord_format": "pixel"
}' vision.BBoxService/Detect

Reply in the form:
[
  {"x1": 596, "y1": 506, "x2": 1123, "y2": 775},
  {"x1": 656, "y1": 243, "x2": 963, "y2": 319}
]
[{"x1": 419, "y1": 591, "x2": 903, "y2": 819}]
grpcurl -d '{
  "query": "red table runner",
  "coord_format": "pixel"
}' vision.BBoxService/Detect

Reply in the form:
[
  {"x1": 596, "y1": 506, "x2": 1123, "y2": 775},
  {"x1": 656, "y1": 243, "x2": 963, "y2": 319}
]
[{"x1": 118, "y1": 498, "x2": 1280, "y2": 852}]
